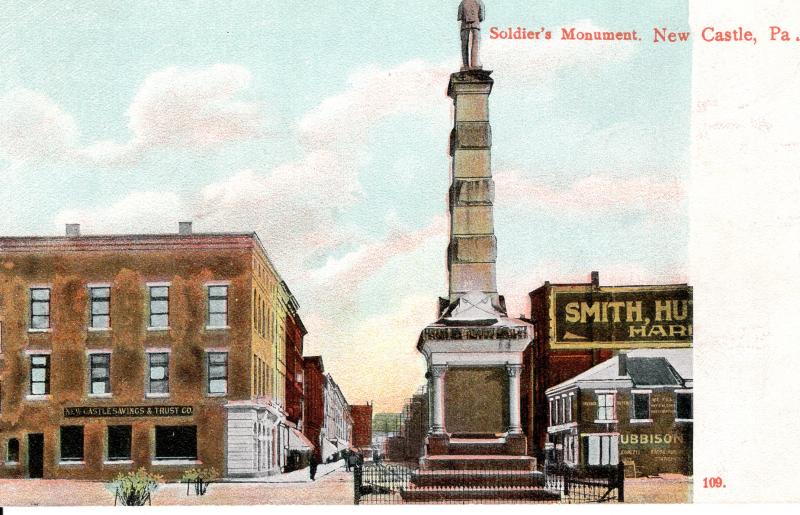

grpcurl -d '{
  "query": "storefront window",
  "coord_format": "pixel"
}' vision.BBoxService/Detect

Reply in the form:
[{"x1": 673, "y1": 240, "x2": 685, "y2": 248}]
[
  {"x1": 586, "y1": 434, "x2": 619, "y2": 466},
  {"x1": 60, "y1": 426, "x2": 84, "y2": 462},
  {"x1": 155, "y1": 426, "x2": 197, "y2": 460},
  {"x1": 107, "y1": 425, "x2": 132, "y2": 461}
]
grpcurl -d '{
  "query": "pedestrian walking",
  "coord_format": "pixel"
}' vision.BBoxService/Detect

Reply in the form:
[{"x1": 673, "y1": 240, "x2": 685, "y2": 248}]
[
  {"x1": 309, "y1": 453, "x2": 319, "y2": 481},
  {"x1": 347, "y1": 450, "x2": 359, "y2": 472}
]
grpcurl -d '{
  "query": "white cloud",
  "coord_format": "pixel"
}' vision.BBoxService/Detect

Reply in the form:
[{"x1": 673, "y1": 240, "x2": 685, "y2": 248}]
[
  {"x1": 127, "y1": 64, "x2": 262, "y2": 150},
  {"x1": 1, "y1": 64, "x2": 264, "y2": 167},
  {"x1": 0, "y1": 88, "x2": 79, "y2": 163}
]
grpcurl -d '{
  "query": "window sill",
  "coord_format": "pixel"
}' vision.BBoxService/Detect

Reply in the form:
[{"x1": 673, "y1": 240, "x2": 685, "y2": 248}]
[
  {"x1": 4, "y1": 461, "x2": 20, "y2": 466},
  {"x1": 146, "y1": 393, "x2": 170, "y2": 399},
  {"x1": 88, "y1": 327, "x2": 112, "y2": 333},
  {"x1": 89, "y1": 393, "x2": 113, "y2": 399},
  {"x1": 630, "y1": 419, "x2": 653, "y2": 424},
  {"x1": 104, "y1": 460, "x2": 133, "y2": 465},
  {"x1": 59, "y1": 461, "x2": 85, "y2": 466},
  {"x1": 147, "y1": 327, "x2": 170, "y2": 332},
  {"x1": 151, "y1": 459, "x2": 202, "y2": 466},
  {"x1": 28, "y1": 328, "x2": 52, "y2": 334},
  {"x1": 207, "y1": 392, "x2": 227, "y2": 397},
  {"x1": 593, "y1": 419, "x2": 618, "y2": 424},
  {"x1": 675, "y1": 418, "x2": 693, "y2": 423},
  {"x1": 26, "y1": 394, "x2": 51, "y2": 401},
  {"x1": 205, "y1": 325, "x2": 230, "y2": 331}
]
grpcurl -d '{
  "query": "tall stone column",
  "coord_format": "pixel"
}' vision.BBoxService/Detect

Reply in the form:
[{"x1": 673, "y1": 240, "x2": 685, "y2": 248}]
[
  {"x1": 506, "y1": 364, "x2": 522, "y2": 434},
  {"x1": 429, "y1": 365, "x2": 448, "y2": 434},
  {"x1": 447, "y1": 71, "x2": 498, "y2": 303}
]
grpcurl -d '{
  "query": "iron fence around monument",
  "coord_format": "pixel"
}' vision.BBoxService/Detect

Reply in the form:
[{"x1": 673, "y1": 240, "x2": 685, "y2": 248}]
[{"x1": 353, "y1": 462, "x2": 624, "y2": 504}]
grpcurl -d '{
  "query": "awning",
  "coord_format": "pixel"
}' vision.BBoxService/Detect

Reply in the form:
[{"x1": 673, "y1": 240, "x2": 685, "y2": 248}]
[{"x1": 288, "y1": 427, "x2": 314, "y2": 451}]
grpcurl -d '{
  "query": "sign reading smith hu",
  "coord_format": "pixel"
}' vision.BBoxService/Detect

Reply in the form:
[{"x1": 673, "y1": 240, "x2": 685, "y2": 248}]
[{"x1": 549, "y1": 285, "x2": 692, "y2": 348}]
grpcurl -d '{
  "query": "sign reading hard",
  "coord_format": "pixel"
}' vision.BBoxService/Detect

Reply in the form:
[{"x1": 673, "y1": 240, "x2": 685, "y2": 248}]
[
  {"x1": 550, "y1": 286, "x2": 692, "y2": 347},
  {"x1": 64, "y1": 405, "x2": 193, "y2": 417}
]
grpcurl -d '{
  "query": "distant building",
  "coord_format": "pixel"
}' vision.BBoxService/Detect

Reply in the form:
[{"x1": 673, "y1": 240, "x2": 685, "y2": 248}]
[
  {"x1": 545, "y1": 348, "x2": 692, "y2": 476},
  {"x1": 0, "y1": 223, "x2": 305, "y2": 479},
  {"x1": 526, "y1": 273, "x2": 692, "y2": 460},
  {"x1": 302, "y1": 356, "x2": 326, "y2": 460},
  {"x1": 350, "y1": 403, "x2": 373, "y2": 452},
  {"x1": 322, "y1": 373, "x2": 352, "y2": 462},
  {"x1": 371, "y1": 412, "x2": 401, "y2": 457}
]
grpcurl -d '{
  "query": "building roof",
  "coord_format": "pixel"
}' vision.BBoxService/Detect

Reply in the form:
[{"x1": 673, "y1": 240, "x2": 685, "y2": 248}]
[{"x1": 546, "y1": 348, "x2": 693, "y2": 395}]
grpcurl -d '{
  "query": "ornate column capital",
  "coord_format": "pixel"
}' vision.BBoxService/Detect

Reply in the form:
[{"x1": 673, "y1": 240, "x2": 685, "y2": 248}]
[
  {"x1": 505, "y1": 364, "x2": 522, "y2": 377},
  {"x1": 431, "y1": 365, "x2": 448, "y2": 378}
]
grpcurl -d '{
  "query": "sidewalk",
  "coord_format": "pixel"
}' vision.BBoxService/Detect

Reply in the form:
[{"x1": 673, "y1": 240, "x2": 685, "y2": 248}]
[{"x1": 222, "y1": 459, "x2": 347, "y2": 483}]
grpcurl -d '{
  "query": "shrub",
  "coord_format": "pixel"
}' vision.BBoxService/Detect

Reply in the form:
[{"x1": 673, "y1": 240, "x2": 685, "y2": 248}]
[
  {"x1": 111, "y1": 468, "x2": 163, "y2": 506},
  {"x1": 182, "y1": 467, "x2": 219, "y2": 495}
]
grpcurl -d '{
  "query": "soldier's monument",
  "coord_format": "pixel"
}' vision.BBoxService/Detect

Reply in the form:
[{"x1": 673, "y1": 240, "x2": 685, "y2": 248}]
[{"x1": 416, "y1": 1, "x2": 534, "y2": 467}]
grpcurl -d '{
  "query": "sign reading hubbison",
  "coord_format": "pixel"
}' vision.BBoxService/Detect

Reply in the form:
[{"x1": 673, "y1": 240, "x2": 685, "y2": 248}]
[{"x1": 549, "y1": 285, "x2": 693, "y2": 347}]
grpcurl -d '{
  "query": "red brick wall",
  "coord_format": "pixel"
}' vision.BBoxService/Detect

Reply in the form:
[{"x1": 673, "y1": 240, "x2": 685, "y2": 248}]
[
  {"x1": 349, "y1": 404, "x2": 372, "y2": 449},
  {"x1": 302, "y1": 356, "x2": 325, "y2": 459}
]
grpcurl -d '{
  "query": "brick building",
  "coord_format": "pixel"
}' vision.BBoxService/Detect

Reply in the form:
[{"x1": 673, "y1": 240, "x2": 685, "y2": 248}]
[
  {"x1": 302, "y1": 356, "x2": 325, "y2": 460},
  {"x1": 545, "y1": 348, "x2": 692, "y2": 476},
  {"x1": 0, "y1": 223, "x2": 304, "y2": 479},
  {"x1": 349, "y1": 403, "x2": 372, "y2": 452},
  {"x1": 525, "y1": 273, "x2": 692, "y2": 461}
]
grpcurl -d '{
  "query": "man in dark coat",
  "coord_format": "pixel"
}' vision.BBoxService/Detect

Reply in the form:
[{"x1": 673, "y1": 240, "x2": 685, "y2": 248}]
[{"x1": 309, "y1": 452, "x2": 319, "y2": 481}]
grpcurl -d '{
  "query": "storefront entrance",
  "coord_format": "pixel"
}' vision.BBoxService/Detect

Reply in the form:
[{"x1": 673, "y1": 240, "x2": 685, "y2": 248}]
[{"x1": 28, "y1": 433, "x2": 44, "y2": 478}]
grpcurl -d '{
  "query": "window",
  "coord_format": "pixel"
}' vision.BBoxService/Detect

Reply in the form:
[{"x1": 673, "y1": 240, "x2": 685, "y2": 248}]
[
  {"x1": 207, "y1": 285, "x2": 228, "y2": 327},
  {"x1": 30, "y1": 288, "x2": 50, "y2": 329},
  {"x1": 586, "y1": 435, "x2": 619, "y2": 466},
  {"x1": 155, "y1": 426, "x2": 197, "y2": 460},
  {"x1": 60, "y1": 426, "x2": 84, "y2": 462},
  {"x1": 207, "y1": 352, "x2": 228, "y2": 394},
  {"x1": 596, "y1": 393, "x2": 616, "y2": 421},
  {"x1": 107, "y1": 425, "x2": 132, "y2": 461},
  {"x1": 90, "y1": 287, "x2": 110, "y2": 329},
  {"x1": 560, "y1": 396, "x2": 566, "y2": 424},
  {"x1": 90, "y1": 353, "x2": 111, "y2": 395},
  {"x1": 676, "y1": 392, "x2": 693, "y2": 420},
  {"x1": 632, "y1": 392, "x2": 651, "y2": 420},
  {"x1": 30, "y1": 354, "x2": 50, "y2": 395},
  {"x1": 149, "y1": 285, "x2": 169, "y2": 328},
  {"x1": 566, "y1": 394, "x2": 573, "y2": 422},
  {"x1": 148, "y1": 353, "x2": 169, "y2": 395},
  {"x1": 7, "y1": 438, "x2": 19, "y2": 462}
]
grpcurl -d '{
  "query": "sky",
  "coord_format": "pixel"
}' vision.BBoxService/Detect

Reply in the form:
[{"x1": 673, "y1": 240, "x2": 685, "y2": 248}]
[{"x1": 0, "y1": 0, "x2": 690, "y2": 412}]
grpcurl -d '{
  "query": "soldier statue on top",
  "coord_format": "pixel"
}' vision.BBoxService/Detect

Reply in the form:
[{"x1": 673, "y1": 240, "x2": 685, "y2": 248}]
[{"x1": 458, "y1": 0, "x2": 485, "y2": 70}]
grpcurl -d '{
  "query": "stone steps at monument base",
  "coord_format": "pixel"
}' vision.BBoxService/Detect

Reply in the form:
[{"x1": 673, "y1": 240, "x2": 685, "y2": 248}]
[
  {"x1": 420, "y1": 455, "x2": 537, "y2": 471},
  {"x1": 411, "y1": 468, "x2": 545, "y2": 488},
  {"x1": 400, "y1": 484, "x2": 562, "y2": 503},
  {"x1": 445, "y1": 441, "x2": 514, "y2": 455}
]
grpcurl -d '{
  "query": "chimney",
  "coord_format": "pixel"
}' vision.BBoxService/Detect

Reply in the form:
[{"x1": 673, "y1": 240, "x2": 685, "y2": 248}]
[
  {"x1": 618, "y1": 351, "x2": 628, "y2": 376},
  {"x1": 178, "y1": 221, "x2": 192, "y2": 235},
  {"x1": 591, "y1": 271, "x2": 600, "y2": 287},
  {"x1": 65, "y1": 224, "x2": 80, "y2": 237}
]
